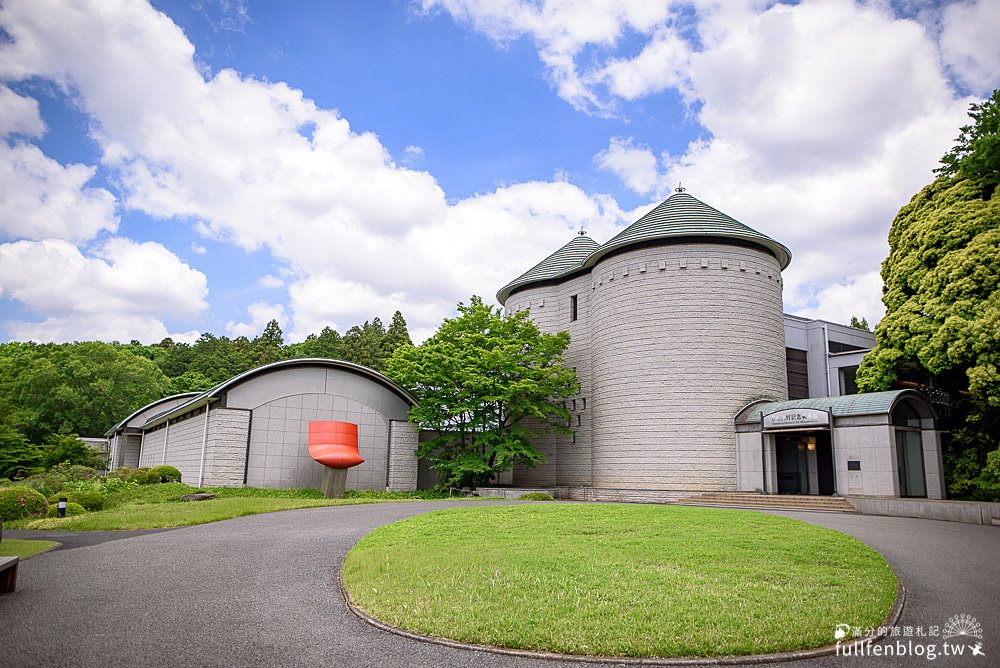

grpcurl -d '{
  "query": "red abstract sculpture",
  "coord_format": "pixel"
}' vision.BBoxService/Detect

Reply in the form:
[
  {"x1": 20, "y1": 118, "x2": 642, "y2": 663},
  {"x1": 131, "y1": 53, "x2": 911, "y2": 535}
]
[{"x1": 308, "y1": 421, "x2": 363, "y2": 468}]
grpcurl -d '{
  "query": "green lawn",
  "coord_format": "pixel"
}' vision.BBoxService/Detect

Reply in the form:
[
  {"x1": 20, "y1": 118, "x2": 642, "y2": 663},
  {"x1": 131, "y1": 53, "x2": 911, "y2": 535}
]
[
  {"x1": 0, "y1": 539, "x2": 59, "y2": 559},
  {"x1": 15, "y1": 496, "x2": 392, "y2": 531},
  {"x1": 342, "y1": 504, "x2": 897, "y2": 658}
]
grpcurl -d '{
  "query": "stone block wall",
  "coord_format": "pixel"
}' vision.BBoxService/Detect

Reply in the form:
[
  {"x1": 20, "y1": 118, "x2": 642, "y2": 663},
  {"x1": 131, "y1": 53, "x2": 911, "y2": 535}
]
[
  {"x1": 588, "y1": 244, "x2": 787, "y2": 491},
  {"x1": 387, "y1": 420, "x2": 418, "y2": 491},
  {"x1": 202, "y1": 408, "x2": 250, "y2": 487}
]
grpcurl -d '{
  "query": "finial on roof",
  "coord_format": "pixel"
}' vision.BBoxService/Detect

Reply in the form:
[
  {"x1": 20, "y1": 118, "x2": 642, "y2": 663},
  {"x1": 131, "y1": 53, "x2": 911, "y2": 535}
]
[
  {"x1": 578, "y1": 226, "x2": 587, "y2": 236},
  {"x1": 675, "y1": 182, "x2": 686, "y2": 193}
]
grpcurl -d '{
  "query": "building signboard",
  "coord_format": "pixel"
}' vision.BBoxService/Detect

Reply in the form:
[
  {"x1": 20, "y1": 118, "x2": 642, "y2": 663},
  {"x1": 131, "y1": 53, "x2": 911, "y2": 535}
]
[{"x1": 762, "y1": 408, "x2": 831, "y2": 431}]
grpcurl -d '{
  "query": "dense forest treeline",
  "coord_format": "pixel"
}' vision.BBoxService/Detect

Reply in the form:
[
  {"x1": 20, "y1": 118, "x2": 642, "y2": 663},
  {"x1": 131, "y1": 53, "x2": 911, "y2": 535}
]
[{"x1": 0, "y1": 311, "x2": 412, "y2": 444}]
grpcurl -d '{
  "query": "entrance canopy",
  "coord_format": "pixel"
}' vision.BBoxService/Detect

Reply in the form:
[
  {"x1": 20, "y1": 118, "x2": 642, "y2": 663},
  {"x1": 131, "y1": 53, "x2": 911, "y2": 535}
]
[{"x1": 736, "y1": 389, "x2": 935, "y2": 427}]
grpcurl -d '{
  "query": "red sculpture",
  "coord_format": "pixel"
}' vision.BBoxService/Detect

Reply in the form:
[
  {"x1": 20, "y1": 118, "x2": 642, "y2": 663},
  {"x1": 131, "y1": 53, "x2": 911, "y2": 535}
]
[{"x1": 308, "y1": 421, "x2": 363, "y2": 468}]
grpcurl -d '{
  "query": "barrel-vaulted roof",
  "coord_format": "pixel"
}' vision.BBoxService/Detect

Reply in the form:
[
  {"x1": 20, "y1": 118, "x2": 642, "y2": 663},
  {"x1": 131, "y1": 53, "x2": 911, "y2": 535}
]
[
  {"x1": 140, "y1": 358, "x2": 416, "y2": 429},
  {"x1": 496, "y1": 192, "x2": 791, "y2": 304},
  {"x1": 104, "y1": 392, "x2": 201, "y2": 437},
  {"x1": 584, "y1": 192, "x2": 791, "y2": 270},
  {"x1": 735, "y1": 390, "x2": 934, "y2": 425},
  {"x1": 496, "y1": 234, "x2": 599, "y2": 304}
]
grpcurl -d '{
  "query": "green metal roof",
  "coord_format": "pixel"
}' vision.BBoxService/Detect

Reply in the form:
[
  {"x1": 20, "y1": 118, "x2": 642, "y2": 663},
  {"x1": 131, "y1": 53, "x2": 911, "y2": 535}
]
[
  {"x1": 497, "y1": 234, "x2": 599, "y2": 304},
  {"x1": 584, "y1": 192, "x2": 791, "y2": 270},
  {"x1": 496, "y1": 192, "x2": 791, "y2": 304},
  {"x1": 736, "y1": 390, "x2": 931, "y2": 425}
]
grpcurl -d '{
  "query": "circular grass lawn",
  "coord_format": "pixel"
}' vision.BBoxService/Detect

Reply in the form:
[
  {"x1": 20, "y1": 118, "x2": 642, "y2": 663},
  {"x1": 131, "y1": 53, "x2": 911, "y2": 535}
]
[{"x1": 342, "y1": 504, "x2": 897, "y2": 659}]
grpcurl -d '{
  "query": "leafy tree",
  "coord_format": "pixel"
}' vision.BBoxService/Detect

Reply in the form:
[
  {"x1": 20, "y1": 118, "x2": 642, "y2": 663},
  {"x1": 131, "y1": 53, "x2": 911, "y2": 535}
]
[
  {"x1": 341, "y1": 318, "x2": 387, "y2": 370},
  {"x1": 849, "y1": 316, "x2": 870, "y2": 331},
  {"x1": 285, "y1": 326, "x2": 343, "y2": 359},
  {"x1": 165, "y1": 371, "x2": 216, "y2": 395},
  {"x1": 0, "y1": 342, "x2": 171, "y2": 441},
  {"x1": 387, "y1": 296, "x2": 578, "y2": 489},
  {"x1": 858, "y1": 93, "x2": 1000, "y2": 500},
  {"x1": 252, "y1": 319, "x2": 285, "y2": 366},
  {"x1": 935, "y1": 89, "x2": 1000, "y2": 195},
  {"x1": 0, "y1": 426, "x2": 43, "y2": 479},
  {"x1": 383, "y1": 310, "x2": 413, "y2": 360},
  {"x1": 39, "y1": 434, "x2": 106, "y2": 470}
]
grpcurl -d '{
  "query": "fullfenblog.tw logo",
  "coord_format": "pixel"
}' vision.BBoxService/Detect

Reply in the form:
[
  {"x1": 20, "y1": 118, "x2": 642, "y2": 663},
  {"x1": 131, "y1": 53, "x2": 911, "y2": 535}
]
[{"x1": 835, "y1": 613, "x2": 987, "y2": 661}]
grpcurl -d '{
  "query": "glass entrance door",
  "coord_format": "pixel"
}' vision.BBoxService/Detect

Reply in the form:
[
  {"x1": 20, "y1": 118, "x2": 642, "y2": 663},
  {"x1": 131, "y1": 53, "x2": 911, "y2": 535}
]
[{"x1": 896, "y1": 430, "x2": 927, "y2": 498}]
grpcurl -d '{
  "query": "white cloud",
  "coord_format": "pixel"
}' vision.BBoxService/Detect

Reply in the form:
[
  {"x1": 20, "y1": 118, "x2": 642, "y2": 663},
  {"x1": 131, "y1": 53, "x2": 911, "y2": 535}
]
[
  {"x1": 258, "y1": 274, "x2": 284, "y2": 289},
  {"x1": 0, "y1": 83, "x2": 45, "y2": 137},
  {"x1": 0, "y1": 141, "x2": 118, "y2": 242},
  {"x1": 225, "y1": 300, "x2": 286, "y2": 338},
  {"x1": 594, "y1": 137, "x2": 659, "y2": 195},
  {"x1": 190, "y1": 242, "x2": 207, "y2": 254},
  {"x1": 0, "y1": 238, "x2": 208, "y2": 341},
  {"x1": 939, "y1": 0, "x2": 1000, "y2": 94},
  {"x1": 791, "y1": 270, "x2": 885, "y2": 328},
  {"x1": 404, "y1": 144, "x2": 424, "y2": 161},
  {"x1": 0, "y1": 0, "x2": 628, "y2": 342},
  {"x1": 6, "y1": 314, "x2": 200, "y2": 345}
]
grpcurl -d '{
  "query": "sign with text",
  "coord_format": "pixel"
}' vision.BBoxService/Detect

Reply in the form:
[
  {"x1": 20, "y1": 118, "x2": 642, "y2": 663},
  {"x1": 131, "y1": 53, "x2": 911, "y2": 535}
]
[{"x1": 762, "y1": 408, "x2": 831, "y2": 431}]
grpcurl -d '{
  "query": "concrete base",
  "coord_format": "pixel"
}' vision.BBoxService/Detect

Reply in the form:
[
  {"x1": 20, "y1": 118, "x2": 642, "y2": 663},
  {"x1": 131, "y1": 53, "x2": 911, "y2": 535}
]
[
  {"x1": 476, "y1": 487, "x2": 559, "y2": 500},
  {"x1": 847, "y1": 496, "x2": 1000, "y2": 525},
  {"x1": 321, "y1": 468, "x2": 348, "y2": 499}
]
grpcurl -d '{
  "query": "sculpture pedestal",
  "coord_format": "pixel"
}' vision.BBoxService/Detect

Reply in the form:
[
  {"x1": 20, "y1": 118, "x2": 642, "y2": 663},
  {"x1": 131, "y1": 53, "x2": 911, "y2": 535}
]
[{"x1": 321, "y1": 467, "x2": 348, "y2": 499}]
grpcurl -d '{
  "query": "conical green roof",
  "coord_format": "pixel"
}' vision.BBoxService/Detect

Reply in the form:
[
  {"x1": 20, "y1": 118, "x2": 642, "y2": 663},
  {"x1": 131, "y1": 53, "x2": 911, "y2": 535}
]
[
  {"x1": 497, "y1": 234, "x2": 599, "y2": 304},
  {"x1": 584, "y1": 192, "x2": 791, "y2": 270}
]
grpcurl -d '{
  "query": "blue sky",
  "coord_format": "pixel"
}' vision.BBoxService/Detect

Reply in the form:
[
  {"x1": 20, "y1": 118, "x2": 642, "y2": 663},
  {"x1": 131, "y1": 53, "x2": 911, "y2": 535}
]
[{"x1": 0, "y1": 0, "x2": 997, "y2": 343}]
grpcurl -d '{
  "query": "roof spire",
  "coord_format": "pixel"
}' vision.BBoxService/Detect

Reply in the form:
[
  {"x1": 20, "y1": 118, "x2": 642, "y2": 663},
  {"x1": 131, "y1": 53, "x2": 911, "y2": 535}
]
[
  {"x1": 578, "y1": 226, "x2": 587, "y2": 236},
  {"x1": 675, "y1": 182, "x2": 686, "y2": 193}
]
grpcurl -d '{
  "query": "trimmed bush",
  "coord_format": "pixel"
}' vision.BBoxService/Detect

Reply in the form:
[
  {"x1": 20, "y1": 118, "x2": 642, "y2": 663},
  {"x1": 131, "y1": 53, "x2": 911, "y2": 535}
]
[
  {"x1": 46, "y1": 501, "x2": 87, "y2": 517},
  {"x1": 148, "y1": 465, "x2": 182, "y2": 483},
  {"x1": 132, "y1": 468, "x2": 162, "y2": 485},
  {"x1": 55, "y1": 489, "x2": 106, "y2": 511},
  {"x1": 0, "y1": 487, "x2": 49, "y2": 520},
  {"x1": 517, "y1": 492, "x2": 555, "y2": 501},
  {"x1": 49, "y1": 462, "x2": 101, "y2": 482}
]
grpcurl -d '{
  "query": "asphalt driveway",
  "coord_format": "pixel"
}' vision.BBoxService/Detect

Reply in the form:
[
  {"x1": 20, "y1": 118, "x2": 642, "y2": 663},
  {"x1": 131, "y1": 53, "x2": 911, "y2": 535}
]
[{"x1": 1, "y1": 501, "x2": 997, "y2": 667}]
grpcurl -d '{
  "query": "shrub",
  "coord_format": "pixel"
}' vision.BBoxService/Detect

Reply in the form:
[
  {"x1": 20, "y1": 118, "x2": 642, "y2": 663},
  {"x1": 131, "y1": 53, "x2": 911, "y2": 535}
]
[
  {"x1": 49, "y1": 463, "x2": 101, "y2": 482},
  {"x1": 517, "y1": 492, "x2": 555, "y2": 501},
  {"x1": 105, "y1": 466, "x2": 136, "y2": 480},
  {"x1": 46, "y1": 501, "x2": 87, "y2": 517},
  {"x1": 0, "y1": 487, "x2": 49, "y2": 520},
  {"x1": 148, "y1": 465, "x2": 182, "y2": 483},
  {"x1": 132, "y1": 468, "x2": 162, "y2": 485},
  {"x1": 13, "y1": 471, "x2": 67, "y2": 498},
  {"x1": 54, "y1": 489, "x2": 106, "y2": 511},
  {"x1": 203, "y1": 486, "x2": 325, "y2": 499}
]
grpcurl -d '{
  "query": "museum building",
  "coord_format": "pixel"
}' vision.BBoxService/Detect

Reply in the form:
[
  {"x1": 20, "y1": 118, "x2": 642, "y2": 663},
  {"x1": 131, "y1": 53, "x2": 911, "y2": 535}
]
[{"x1": 106, "y1": 191, "x2": 944, "y2": 500}]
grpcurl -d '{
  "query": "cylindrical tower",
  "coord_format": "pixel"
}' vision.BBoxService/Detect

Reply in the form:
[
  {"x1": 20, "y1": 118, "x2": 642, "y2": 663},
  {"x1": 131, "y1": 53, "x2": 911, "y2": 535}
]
[{"x1": 585, "y1": 192, "x2": 790, "y2": 492}]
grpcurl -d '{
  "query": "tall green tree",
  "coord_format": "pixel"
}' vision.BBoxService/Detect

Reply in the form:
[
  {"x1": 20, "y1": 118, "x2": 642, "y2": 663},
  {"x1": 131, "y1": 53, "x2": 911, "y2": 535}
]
[
  {"x1": 252, "y1": 319, "x2": 285, "y2": 366},
  {"x1": 383, "y1": 310, "x2": 412, "y2": 361},
  {"x1": 387, "y1": 296, "x2": 578, "y2": 489},
  {"x1": 0, "y1": 342, "x2": 171, "y2": 441},
  {"x1": 341, "y1": 318, "x2": 387, "y2": 370},
  {"x1": 935, "y1": 89, "x2": 1000, "y2": 195},
  {"x1": 0, "y1": 426, "x2": 43, "y2": 479},
  {"x1": 857, "y1": 91, "x2": 1000, "y2": 500}
]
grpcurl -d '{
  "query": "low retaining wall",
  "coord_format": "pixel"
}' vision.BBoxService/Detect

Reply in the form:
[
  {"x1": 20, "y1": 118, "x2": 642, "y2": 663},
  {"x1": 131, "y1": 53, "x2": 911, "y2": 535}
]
[
  {"x1": 848, "y1": 496, "x2": 1000, "y2": 526},
  {"x1": 476, "y1": 487, "x2": 559, "y2": 500}
]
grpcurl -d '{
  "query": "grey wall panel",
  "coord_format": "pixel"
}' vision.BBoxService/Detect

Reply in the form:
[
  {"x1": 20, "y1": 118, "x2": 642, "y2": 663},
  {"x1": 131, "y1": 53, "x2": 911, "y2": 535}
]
[
  {"x1": 138, "y1": 429, "x2": 165, "y2": 469},
  {"x1": 244, "y1": 393, "x2": 390, "y2": 491},
  {"x1": 159, "y1": 412, "x2": 209, "y2": 485},
  {"x1": 224, "y1": 367, "x2": 328, "y2": 409}
]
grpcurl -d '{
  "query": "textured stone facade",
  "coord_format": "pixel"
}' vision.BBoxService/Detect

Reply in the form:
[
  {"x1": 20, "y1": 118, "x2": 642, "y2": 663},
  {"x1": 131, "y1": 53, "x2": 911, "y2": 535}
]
[{"x1": 387, "y1": 420, "x2": 419, "y2": 491}]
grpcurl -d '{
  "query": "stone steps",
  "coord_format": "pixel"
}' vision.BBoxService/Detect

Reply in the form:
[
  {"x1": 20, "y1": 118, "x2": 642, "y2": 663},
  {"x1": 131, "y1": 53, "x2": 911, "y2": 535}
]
[{"x1": 676, "y1": 492, "x2": 859, "y2": 513}]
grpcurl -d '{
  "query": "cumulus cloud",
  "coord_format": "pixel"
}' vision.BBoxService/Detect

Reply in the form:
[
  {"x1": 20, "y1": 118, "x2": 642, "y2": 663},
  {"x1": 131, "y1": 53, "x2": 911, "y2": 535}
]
[
  {"x1": 225, "y1": 300, "x2": 286, "y2": 338},
  {"x1": 939, "y1": 0, "x2": 1000, "y2": 94},
  {"x1": 0, "y1": 237, "x2": 208, "y2": 342},
  {"x1": 0, "y1": 0, "x2": 629, "y2": 342},
  {"x1": 594, "y1": 137, "x2": 659, "y2": 195},
  {"x1": 0, "y1": 84, "x2": 45, "y2": 137}
]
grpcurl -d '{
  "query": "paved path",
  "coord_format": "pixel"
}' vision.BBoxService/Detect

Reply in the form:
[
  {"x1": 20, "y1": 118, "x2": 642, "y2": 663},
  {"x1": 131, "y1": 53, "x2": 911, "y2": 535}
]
[{"x1": 1, "y1": 502, "x2": 997, "y2": 667}]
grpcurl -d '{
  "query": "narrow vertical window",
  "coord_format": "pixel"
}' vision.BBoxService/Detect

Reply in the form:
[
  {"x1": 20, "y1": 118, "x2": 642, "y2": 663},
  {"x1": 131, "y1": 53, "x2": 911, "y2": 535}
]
[
  {"x1": 570, "y1": 295, "x2": 578, "y2": 321},
  {"x1": 581, "y1": 397, "x2": 586, "y2": 410},
  {"x1": 571, "y1": 399, "x2": 577, "y2": 411},
  {"x1": 577, "y1": 414, "x2": 582, "y2": 427}
]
